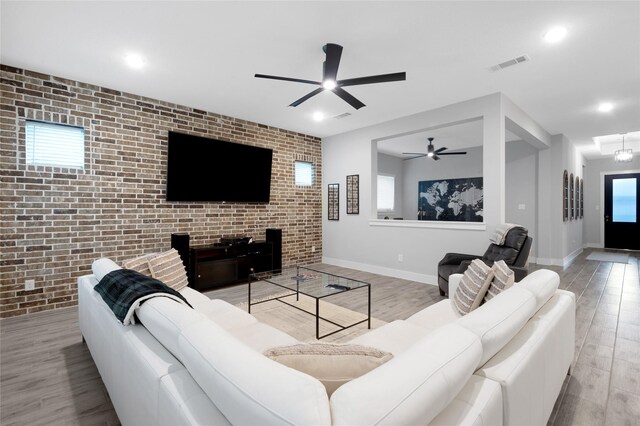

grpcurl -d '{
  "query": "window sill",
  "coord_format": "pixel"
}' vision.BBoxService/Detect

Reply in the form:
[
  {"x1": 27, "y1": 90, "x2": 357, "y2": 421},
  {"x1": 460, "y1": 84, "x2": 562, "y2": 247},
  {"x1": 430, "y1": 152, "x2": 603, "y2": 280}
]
[{"x1": 369, "y1": 219, "x2": 486, "y2": 231}]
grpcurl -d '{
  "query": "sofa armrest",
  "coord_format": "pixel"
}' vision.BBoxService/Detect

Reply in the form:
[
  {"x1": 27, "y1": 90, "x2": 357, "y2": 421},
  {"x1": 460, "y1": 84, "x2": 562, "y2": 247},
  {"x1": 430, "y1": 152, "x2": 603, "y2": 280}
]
[
  {"x1": 449, "y1": 274, "x2": 464, "y2": 296},
  {"x1": 439, "y1": 253, "x2": 482, "y2": 266}
]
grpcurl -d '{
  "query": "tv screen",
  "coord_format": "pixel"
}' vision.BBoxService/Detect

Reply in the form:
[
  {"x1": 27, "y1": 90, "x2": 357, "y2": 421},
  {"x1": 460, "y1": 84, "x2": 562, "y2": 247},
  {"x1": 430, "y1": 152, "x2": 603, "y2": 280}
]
[{"x1": 166, "y1": 131, "x2": 273, "y2": 202}]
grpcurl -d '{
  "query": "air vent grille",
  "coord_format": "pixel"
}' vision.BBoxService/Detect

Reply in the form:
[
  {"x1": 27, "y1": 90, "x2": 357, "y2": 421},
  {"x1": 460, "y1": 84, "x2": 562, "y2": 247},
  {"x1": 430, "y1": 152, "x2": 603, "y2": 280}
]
[
  {"x1": 491, "y1": 55, "x2": 530, "y2": 71},
  {"x1": 333, "y1": 112, "x2": 352, "y2": 119}
]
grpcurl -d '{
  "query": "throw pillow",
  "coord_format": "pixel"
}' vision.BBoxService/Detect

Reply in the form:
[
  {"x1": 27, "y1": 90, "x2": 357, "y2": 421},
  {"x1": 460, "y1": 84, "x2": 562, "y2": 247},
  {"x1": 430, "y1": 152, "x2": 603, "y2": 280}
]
[
  {"x1": 264, "y1": 343, "x2": 393, "y2": 396},
  {"x1": 453, "y1": 259, "x2": 495, "y2": 315},
  {"x1": 147, "y1": 249, "x2": 189, "y2": 291},
  {"x1": 121, "y1": 253, "x2": 157, "y2": 276},
  {"x1": 484, "y1": 260, "x2": 515, "y2": 303}
]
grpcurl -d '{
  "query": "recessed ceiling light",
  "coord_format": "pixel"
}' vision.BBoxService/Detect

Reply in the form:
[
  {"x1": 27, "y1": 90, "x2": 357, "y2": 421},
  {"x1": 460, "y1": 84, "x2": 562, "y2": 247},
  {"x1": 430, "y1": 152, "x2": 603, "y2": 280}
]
[
  {"x1": 598, "y1": 102, "x2": 614, "y2": 113},
  {"x1": 544, "y1": 26, "x2": 568, "y2": 43},
  {"x1": 312, "y1": 112, "x2": 325, "y2": 122},
  {"x1": 125, "y1": 53, "x2": 145, "y2": 69},
  {"x1": 322, "y1": 80, "x2": 337, "y2": 90}
]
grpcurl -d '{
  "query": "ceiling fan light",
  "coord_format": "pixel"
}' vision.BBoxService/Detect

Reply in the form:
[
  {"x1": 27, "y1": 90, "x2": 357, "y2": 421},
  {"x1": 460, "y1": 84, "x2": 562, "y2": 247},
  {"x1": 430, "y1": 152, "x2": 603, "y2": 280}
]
[
  {"x1": 427, "y1": 152, "x2": 434, "y2": 157},
  {"x1": 322, "y1": 80, "x2": 337, "y2": 90}
]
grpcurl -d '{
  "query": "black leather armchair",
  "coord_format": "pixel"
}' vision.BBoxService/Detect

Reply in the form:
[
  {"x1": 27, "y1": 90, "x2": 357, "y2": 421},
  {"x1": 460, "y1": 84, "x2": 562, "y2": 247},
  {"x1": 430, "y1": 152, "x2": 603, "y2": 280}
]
[{"x1": 438, "y1": 226, "x2": 533, "y2": 296}]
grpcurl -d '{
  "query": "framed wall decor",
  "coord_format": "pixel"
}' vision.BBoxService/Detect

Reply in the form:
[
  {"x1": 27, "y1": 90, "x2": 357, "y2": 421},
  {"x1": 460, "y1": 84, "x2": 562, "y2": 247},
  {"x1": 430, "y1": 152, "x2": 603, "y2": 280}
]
[
  {"x1": 580, "y1": 178, "x2": 584, "y2": 218},
  {"x1": 575, "y1": 176, "x2": 580, "y2": 220},
  {"x1": 346, "y1": 174, "x2": 359, "y2": 214},
  {"x1": 328, "y1": 183, "x2": 339, "y2": 221},
  {"x1": 563, "y1": 170, "x2": 568, "y2": 222},
  {"x1": 569, "y1": 173, "x2": 574, "y2": 220},
  {"x1": 418, "y1": 177, "x2": 483, "y2": 222}
]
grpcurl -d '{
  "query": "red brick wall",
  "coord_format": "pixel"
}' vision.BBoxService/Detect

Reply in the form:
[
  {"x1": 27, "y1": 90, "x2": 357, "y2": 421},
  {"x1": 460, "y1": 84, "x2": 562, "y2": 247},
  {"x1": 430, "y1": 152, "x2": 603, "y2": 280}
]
[{"x1": 0, "y1": 65, "x2": 322, "y2": 318}]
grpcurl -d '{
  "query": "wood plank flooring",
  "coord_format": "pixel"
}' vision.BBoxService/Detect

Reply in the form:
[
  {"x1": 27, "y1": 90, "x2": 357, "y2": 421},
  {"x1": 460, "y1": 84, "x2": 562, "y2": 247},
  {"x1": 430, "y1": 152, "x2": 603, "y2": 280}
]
[{"x1": 1, "y1": 248, "x2": 638, "y2": 425}]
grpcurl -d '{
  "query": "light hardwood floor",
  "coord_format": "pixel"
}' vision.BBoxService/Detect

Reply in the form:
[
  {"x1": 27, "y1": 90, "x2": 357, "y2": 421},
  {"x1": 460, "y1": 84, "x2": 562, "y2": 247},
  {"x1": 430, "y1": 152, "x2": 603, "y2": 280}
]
[{"x1": 1, "y1": 248, "x2": 638, "y2": 425}]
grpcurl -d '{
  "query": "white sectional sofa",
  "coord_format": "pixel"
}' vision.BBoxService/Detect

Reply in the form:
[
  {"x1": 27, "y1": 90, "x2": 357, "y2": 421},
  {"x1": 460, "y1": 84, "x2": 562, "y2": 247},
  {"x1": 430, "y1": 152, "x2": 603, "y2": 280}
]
[{"x1": 78, "y1": 259, "x2": 575, "y2": 425}]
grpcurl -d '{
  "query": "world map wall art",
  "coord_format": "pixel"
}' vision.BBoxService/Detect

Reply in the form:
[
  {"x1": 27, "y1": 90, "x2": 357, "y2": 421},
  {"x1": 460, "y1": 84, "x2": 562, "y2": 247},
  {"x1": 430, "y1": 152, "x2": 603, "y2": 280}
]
[{"x1": 418, "y1": 177, "x2": 483, "y2": 222}]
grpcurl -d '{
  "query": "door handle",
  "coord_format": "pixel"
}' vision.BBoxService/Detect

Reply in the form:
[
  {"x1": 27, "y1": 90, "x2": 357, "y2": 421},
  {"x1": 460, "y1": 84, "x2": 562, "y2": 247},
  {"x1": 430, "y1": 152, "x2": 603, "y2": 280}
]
[{"x1": 604, "y1": 215, "x2": 610, "y2": 222}]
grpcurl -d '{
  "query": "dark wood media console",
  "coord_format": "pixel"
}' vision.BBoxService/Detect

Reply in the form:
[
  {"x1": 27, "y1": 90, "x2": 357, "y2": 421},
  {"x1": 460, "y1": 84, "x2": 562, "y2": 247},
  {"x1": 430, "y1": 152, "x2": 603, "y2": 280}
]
[{"x1": 189, "y1": 242, "x2": 273, "y2": 291}]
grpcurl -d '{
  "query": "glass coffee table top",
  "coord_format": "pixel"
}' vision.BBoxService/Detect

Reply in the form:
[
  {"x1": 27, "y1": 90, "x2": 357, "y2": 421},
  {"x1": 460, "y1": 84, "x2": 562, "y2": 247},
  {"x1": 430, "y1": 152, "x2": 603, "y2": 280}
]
[
  {"x1": 250, "y1": 266, "x2": 369, "y2": 299},
  {"x1": 248, "y1": 266, "x2": 371, "y2": 339}
]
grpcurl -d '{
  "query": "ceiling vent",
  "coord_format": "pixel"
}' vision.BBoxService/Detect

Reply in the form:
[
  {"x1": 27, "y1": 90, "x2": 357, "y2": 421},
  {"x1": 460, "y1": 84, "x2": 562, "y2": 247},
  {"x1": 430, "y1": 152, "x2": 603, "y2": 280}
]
[
  {"x1": 491, "y1": 55, "x2": 530, "y2": 71},
  {"x1": 333, "y1": 112, "x2": 352, "y2": 119}
]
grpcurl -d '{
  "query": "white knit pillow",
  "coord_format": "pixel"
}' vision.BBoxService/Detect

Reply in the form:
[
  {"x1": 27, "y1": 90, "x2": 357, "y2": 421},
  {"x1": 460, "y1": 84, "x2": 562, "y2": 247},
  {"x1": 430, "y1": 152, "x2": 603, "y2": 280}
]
[
  {"x1": 453, "y1": 259, "x2": 494, "y2": 315},
  {"x1": 484, "y1": 260, "x2": 515, "y2": 303},
  {"x1": 264, "y1": 343, "x2": 392, "y2": 396},
  {"x1": 147, "y1": 249, "x2": 188, "y2": 291},
  {"x1": 121, "y1": 253, "x2": 157, "y2": 276}
]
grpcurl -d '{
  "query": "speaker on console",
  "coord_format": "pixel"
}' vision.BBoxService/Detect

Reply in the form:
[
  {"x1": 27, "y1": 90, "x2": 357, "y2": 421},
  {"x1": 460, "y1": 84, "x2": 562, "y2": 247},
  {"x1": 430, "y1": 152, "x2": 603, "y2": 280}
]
[
  {"x1": 266, "y1": 228, "x2": 282, "y2": 272},
  {"x1": 171, "y1": 233, "x2": 190, "y2": 279}
]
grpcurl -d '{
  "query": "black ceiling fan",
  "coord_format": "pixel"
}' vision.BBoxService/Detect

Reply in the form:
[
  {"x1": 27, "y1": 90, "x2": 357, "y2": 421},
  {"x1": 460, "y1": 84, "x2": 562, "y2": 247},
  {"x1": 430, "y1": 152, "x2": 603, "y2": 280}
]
[
  {"x1": 402, "y1": 137, "x2": 467, "y2": 161},
  {"x1": 255, "y1": 43, "x2": 406, "y2": 110}
]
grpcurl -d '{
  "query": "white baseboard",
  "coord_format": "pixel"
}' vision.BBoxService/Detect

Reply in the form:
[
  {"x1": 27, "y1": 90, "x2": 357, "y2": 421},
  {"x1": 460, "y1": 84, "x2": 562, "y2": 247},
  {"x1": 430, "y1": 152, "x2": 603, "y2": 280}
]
[
  {"x1": 322, "y1": 256, "x2": 438, "y2": 286},
  {"x1": 584, "y1": 243, "x2": 604, "y2": 249},
  {"x1": 563, "y1": 247, "x2": 583, "y2": 268}
]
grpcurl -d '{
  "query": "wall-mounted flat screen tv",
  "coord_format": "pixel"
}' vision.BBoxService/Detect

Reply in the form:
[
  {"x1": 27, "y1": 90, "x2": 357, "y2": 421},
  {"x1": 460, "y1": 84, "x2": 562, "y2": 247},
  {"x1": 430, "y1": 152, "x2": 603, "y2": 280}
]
[{"x1": 166, "y1": 131, "x2": 273, "y2": 202}]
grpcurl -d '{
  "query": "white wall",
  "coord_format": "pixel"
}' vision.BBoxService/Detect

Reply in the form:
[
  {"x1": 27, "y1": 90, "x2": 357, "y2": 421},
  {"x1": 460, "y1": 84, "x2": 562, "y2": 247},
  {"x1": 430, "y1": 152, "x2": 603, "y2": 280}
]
[
  {"x1": 322, "y1": 93, "x2": 549, "y2": 284},
  {"x1": 377, "y1": 153, "x2": 404, "y2": 219},
  {"x1": 505, "y1": 141, "x2": 538, "y2": 257},
  {"x1": 583, "y1": 156, "x2": 640, "y2": 247},
  {"x1": 402, "y1": 146, "x2": 483, "y2": 220}
]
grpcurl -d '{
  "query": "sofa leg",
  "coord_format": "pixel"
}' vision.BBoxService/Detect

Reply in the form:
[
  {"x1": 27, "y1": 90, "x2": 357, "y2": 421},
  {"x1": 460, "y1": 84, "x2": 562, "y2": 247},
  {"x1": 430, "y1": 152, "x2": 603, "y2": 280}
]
[
  {"x1": 81, "y1": 334, "x2": 86, "y2": 344},
  {"x1": 439, "y1": 288, "x2": 445, "y2": 297},
  {"x1": 567, "y1": 365, "x2": 572, "y2": 376}
]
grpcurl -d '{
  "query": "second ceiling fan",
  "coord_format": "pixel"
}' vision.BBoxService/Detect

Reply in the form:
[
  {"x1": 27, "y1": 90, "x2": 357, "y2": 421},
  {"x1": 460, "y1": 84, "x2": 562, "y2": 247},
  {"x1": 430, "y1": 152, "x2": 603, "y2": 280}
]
[
  {"x1": 403, "y1": 137, "x2": 467, "y2": 161},
  {"x1": 255, "y1": 43, "x2": 406, "y2": 110}
]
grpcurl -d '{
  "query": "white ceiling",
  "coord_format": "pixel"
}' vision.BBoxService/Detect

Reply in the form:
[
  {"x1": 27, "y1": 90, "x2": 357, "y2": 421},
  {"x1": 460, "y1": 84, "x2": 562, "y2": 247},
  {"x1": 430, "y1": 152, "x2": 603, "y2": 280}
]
[{"x1": 1, "y1": 1, "x2": 639, "y2": 159}]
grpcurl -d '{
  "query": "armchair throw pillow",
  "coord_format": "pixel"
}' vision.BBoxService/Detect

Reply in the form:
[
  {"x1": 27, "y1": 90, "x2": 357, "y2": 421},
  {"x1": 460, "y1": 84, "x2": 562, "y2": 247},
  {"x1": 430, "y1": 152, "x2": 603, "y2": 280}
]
[
  {"x1": 484, "y1": 260, "x2": 515, "y2": 303},
  {"x1": 264, "y1": 343, "x2": 393, "y2": 396},
  {"x1": 147, "y1": 249, "x2": 189, "y2": 291},
  {"x1": 453, "y1": 259, "x2": 494, "y2": 315}
]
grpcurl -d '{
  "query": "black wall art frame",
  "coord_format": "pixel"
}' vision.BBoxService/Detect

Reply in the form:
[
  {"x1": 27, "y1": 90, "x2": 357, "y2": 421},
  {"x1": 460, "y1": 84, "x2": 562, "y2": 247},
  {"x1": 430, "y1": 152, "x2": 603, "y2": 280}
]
[
  {"x1": 346, "y1": 174, "x2": 359, "y2": 214},
  {"x1": 328, "y1": 183, "x2": 339, "y2": 221}
]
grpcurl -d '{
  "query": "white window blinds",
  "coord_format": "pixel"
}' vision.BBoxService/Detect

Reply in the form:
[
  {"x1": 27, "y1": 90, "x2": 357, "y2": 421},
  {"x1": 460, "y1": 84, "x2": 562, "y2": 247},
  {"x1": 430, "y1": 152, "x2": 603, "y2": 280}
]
[
  {"x1": 25, "y1": 120, "x2": 85, "y2": 169},
  {"x1": 295, "y1": 161, "x2": 313, "y2": 186},
  {"x1": 377, "y1": 175, "x2": 395, "y2": 211}
]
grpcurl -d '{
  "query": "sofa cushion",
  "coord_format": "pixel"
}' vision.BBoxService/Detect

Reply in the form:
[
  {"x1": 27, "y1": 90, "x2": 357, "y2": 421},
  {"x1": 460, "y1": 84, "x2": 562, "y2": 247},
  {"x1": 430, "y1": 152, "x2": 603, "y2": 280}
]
[
  {"x1": 92, "y1": 258, "x2": 121, "y2": 281},
  {"x1": 196, "y1": 299, "x2": 259, "y2": 331},
  {"x1": 230, "y1": 322, "x2": 299, "y2": 353},
  {"x1": 456, "y1": 286, "x2": 536, "y2": 367},
  {"x1": 517, "y1": 269, "x2": 560, "y2": 311},
  {"x1": 429, "y1": 375, "x2": 503, "y2": 426},
  {"x1": 453, "y1": 259, "x2": 494, "y2": 315},
  {"x1": 348, "y1": 320, "x2": 433, "y2": 355},
  {"x1": 179, "y1": 287, "x2": 213, "y2": 310},
  {"x1": 148, "y1": 249, "x2": 189, "y2": 291},
  {"x1": 330, "y1": 323, "x2": 482, "y2": 426},
  {"x1": 121, "y1": 253, "x2": 157, "y2": 276},
  {"x1": 137, "y1": 296, "x2": 207, "y2": 359},
  {"x1": 178, "y1": 319, "x2": 331, "y2": 426},
  {"x1": 484, "y1": 260, "x2": 515, "y2": 302},
  {"x1": 405, "y1": 299, "x2": 461, "y2": 334},
  {"x1": 264, "y1": 343, "x2": 392, "y2": 397}
]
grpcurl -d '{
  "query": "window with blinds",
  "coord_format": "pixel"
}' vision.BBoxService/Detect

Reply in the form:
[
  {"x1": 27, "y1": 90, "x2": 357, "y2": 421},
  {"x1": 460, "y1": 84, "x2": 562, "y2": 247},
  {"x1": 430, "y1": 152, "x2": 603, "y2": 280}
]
[
  {"x1": 25, "y1": 120, "x2": 85, "y2": 169},
  {"x1": 294, "y1": 160, "x2": 313, "y2": 186},
  {"x1": 377, "y1": 174, "x2": 395, "y2": 212}
]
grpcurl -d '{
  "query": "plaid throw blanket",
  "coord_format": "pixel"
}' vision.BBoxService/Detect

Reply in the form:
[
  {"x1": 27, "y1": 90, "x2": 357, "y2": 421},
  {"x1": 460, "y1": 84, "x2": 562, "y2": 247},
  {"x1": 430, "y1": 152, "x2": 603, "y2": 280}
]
[{"x1": 94, "y1": 269, "x2": 192, "y2": 325}]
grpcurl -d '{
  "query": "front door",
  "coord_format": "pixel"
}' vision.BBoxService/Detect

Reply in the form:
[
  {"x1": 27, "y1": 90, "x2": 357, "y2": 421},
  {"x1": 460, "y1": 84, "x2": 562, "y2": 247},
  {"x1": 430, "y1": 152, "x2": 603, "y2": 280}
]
[{"x1": 604, "y1": 173, "x2": 640, "y2": 249}]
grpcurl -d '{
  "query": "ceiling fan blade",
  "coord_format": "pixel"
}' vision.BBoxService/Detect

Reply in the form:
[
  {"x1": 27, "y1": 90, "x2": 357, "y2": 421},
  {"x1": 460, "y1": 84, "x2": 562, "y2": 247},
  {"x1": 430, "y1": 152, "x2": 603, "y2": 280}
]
[
  {"x1": 403, "y1": 154, "x2": 427, "y2": 161},
  {"x1": 255, "y1": 74, "x2": 320, "y2": 86},
  {"x1": 438, "y1": 151, "x2": 467, "y2": 155},
  {"x1": 402, "y1": 152, "x2": 427, "y2": 156},
  {"x1": 338, "y1": 72, "x2": 407, "y2": 87},
  {"x1": 332, "y1": 87, "x2": 366, "y2": 110},
  {"x1": 289, "y1": 87, "x2": 324, "y2": 107},
  {"x1": 323, "y1": 43, "x2": 343, "y2": 82},
  {"x1": 432, "y1": 154, "x2": 441, "y2": 161},
  {"x1": 434, "y1": 147, "x2": 448, "y2": 154}
]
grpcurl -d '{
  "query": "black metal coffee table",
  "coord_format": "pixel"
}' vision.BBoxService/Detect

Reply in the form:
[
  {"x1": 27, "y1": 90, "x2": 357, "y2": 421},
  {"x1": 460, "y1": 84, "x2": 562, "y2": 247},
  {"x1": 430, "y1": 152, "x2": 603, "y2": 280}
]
[{"x1": 248, "y1": 266, "x2": 371, "y2": 340}]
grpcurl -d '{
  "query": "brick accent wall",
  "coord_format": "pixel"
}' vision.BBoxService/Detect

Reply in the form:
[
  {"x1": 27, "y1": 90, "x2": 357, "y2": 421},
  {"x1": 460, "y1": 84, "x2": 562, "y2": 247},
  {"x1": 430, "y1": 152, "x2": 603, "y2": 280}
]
[{"x1": 0, "y1": 65, "x2": 322, "y2": 318}]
